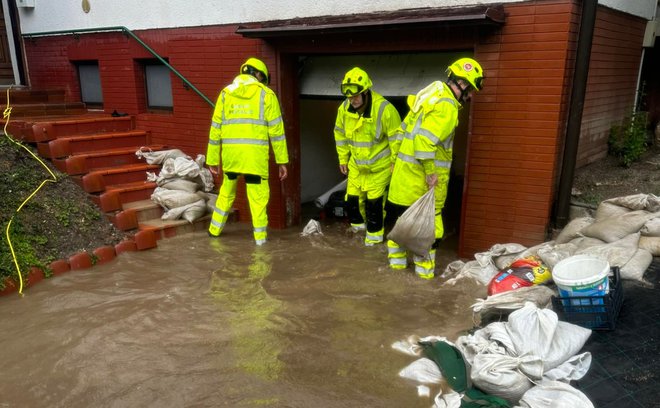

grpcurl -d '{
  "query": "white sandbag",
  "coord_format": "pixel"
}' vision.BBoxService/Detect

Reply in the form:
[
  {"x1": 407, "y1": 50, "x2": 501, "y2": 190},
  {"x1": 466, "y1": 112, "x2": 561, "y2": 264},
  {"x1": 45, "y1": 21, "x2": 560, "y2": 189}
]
[
  {"x1": 433, "y1": 390, "x2": 462, "y2": 408},
  {"x1": 136, "y1": 147, "x2": 190, "y2": 164},
  {"x1": 576, "y1": 232, "x2": 640, "y2": 270},
  {"x1": 594, "y1": 201, "x2": 630, "y2": 220},
  {"x1": 482, "y1": 243, "x2": 527, "y2": 270},
  {"x1": 505, "y1": 303, "x2": 592, "y2": 371},
  {"x1": 517, "y1": 379, "x2": 594, "y2": 408},
  {"x1": 194, "y1": 166, "x2": 215, "y2": 192},
  {"x1": 387, "y1": 188, "x2": 436, "y2": 256},
  {"x1": 569, "y1": 236, "x2": 606, "y2": 252},
  {"x1": 600, "y1": 193, "x2": 660, "y2": 213},
  {"x1": 159, "y1": 178, "x2": 199, "y2": 193},
  {"x1": 555, "y1": 217, "x2": 594, "y2": 244},
  {"x1": 537, "y1": 242, "x2": 578, "y2": 269},
  {"x1": 639, "y1": 236, "x2": 660, "y2": 256},
  {"x1": 580, "y1": 210, "x2": 657, "y2": 243},
  {"x1": 160, "y1": 156, "x2": 202, "y2": 179},
  {"x1": 182, "y1": 199, "x2": 208, "y2": 223},
  {"x1": 470, "y1": 352, "x2": 537, "y2": 404},
  {"x1": 455, "y1": 326, "x2": 509, "y2": 366},
  {"x1": 620, "y1": 248, "x2": 653, "y2": 281},
  {"x1": 300, "y1": 219, "x2": 323, "y2": 236},
  {"x1": 471, "y1": 285, "x2": 555, "y2": 314},
  {"x1": 398, "y1": 358, "x2": 443, "y2": 384},
  {"x1": 543, "y1": 352, "x2": 591, "y2": 382},
  {"x1": 443, "y1": 260, "x2": 499, "y2": 286},
  {"x1": 641, "y1": 217, "x2": 660, "y2": 236},
  {"x1": 151, "y1": 187, "x2": 203, "y2": 210}
]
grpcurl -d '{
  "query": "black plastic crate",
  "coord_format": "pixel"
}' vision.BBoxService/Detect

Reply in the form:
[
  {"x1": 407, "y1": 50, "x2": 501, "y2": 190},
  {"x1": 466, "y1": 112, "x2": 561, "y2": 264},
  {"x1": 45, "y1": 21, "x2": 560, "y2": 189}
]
[{"x1": 551, "y1": 266, "x2": 624, "y2": 331}]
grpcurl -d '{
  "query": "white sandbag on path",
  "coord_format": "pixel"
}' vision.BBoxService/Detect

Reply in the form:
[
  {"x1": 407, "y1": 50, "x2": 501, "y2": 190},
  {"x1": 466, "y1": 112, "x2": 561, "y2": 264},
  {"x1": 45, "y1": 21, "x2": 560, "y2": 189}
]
[
  {"x1": 515, "y1": 379, "x2": 594, "y2": 408},
  {"x1": 581, "y1": 210, "x2": 659, "y2": 243}
]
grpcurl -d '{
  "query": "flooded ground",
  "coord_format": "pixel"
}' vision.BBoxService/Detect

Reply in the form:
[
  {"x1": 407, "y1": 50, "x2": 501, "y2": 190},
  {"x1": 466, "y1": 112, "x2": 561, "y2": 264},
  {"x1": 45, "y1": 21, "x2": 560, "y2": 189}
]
[{"x1": 0, "y1": 221, "x2": 487, "y2": 408}]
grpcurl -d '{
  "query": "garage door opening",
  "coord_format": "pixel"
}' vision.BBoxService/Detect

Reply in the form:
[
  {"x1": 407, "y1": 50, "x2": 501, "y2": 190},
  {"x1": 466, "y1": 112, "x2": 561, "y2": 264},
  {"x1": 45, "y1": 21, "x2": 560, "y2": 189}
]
[{"x1": 298, "y1": 53, "x2": 471, "y2": 241}]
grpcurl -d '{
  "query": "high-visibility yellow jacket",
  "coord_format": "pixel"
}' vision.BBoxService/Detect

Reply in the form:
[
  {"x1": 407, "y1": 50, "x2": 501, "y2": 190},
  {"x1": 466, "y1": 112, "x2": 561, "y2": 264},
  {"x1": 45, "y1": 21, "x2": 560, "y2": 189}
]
[
  {"x1": 389, "y1": 81, "x2": 460, "y2": 206},
  {"x1": 334, "y1": 90, "x2": 402, "y2": 174},
  {"x1": 206, "y1": 74, "x2": 288, "y2": 179}
]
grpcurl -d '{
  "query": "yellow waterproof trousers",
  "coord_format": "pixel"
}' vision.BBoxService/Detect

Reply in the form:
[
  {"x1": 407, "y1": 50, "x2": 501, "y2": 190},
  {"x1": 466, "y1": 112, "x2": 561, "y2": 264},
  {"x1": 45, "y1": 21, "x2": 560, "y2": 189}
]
[{"x1": 209, "y1": 174, "x2": 269, "y2": 245}]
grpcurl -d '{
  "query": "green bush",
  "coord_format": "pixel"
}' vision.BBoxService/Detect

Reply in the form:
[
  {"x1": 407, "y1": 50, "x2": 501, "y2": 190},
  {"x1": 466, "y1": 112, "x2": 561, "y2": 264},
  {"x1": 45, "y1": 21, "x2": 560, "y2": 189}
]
[{"x1": 608, "y1": 111, "x2": 648, "y2": 167}]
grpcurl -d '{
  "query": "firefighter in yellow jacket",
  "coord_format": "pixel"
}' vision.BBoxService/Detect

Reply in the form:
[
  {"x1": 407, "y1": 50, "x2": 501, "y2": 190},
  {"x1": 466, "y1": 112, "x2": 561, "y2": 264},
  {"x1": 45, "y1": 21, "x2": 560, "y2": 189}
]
[
  {"x1": 334, "y1": 67, "x2": 402, "y2": 246},
  {"x1": 386, "y1": 58, "x2": 485, "y2": 278},
  {"x1": 206, "y1": 57, "x2": 288, "y2": 245}
]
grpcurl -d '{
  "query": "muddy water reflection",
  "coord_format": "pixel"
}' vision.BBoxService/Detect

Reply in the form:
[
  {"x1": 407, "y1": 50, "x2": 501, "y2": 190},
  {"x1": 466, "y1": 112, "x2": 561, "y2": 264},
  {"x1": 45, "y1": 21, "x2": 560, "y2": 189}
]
[{"x1": 0, "y1": 222, "x2": 487, "y2": 407}]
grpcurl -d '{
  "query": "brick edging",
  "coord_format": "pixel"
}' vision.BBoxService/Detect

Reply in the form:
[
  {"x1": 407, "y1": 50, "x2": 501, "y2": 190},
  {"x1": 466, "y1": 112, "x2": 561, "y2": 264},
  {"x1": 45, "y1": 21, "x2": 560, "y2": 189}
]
[{"x1": 0, "y1": 234, "x2": 156, "y2": 297}]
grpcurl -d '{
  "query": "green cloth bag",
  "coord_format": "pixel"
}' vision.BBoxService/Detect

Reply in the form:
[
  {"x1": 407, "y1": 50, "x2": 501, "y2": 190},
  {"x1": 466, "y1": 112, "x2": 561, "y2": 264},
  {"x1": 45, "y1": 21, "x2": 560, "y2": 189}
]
[{"x1": 419, "y1": 340, "x2": 511, "y2": 408}]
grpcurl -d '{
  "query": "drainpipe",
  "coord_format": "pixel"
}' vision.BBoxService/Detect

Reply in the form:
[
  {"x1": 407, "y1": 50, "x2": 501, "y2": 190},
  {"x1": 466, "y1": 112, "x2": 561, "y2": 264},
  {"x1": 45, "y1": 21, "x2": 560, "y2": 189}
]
[{"x1": 555, "y1": 0, "x2": 598, "y2": 228}]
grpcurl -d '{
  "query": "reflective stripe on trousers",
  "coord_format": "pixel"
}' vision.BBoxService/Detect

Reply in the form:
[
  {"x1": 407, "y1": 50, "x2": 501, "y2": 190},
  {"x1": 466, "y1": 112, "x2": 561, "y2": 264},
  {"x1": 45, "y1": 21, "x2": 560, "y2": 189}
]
[
  {"x1": 387, "y1": 240, "x2": 436, "y2": 279},
  {"x1": 208, "y1": 174, "x2": 270, "y2": 244}
]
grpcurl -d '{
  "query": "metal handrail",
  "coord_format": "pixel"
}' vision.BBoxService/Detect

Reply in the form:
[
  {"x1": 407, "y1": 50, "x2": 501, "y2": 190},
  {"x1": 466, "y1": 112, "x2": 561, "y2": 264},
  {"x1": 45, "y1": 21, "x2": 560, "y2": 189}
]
[{"x1": 23, "y1": 26, "x2": 215, "y2": 107}]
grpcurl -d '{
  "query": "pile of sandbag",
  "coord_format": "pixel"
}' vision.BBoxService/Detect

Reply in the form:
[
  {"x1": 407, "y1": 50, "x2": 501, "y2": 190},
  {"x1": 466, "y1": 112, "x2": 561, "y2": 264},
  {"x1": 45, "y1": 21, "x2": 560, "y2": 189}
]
[
  {"x1": 135, "y1": 147, "x2": 217, "y2": 223},
  {"x1": 443, "y1": 193, "x2": 660, "y2": 285},
  {"x1": 393, "y1": 302, "x2": 595, "y2": 408}
]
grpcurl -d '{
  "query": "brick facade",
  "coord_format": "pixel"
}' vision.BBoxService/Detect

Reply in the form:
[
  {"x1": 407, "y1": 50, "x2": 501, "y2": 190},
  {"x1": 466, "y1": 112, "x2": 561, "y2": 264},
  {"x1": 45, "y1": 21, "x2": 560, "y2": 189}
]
[{"x1": 22, "y1": 0, "x2": 647, "y2": 256}]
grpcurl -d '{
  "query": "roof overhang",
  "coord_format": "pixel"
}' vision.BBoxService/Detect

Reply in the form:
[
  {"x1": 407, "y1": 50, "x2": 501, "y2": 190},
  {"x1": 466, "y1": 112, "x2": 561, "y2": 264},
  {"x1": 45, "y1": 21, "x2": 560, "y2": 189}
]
[{"x1": 236, "y1": 5, "x2": 505, "y2": 38}]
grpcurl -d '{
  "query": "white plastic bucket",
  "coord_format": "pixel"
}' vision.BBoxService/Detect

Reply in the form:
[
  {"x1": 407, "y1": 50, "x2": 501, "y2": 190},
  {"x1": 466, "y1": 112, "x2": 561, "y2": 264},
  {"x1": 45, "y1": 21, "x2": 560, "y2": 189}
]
[{"x1": 552, "y1": 255, "x2": 610, "y2": 306}]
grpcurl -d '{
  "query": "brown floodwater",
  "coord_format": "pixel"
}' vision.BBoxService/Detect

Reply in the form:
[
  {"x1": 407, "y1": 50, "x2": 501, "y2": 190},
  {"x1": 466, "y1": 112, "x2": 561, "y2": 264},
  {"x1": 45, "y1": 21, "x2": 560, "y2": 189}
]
[{"x1": 0, "y1": 221, "x2": 487, "y2": 408}]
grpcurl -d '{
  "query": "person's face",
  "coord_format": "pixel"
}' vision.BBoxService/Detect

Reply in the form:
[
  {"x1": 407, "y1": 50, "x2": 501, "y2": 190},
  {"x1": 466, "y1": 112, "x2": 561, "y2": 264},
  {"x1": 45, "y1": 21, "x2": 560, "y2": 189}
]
[
  {"x1": 255, "y1": 71, "x2": 267, "y2": 84},
  {"x1": 348, "y1": 93, "x2": 365, "y2": 110},
  {"x1": 458, "y1": 80, "x2": 475, "y2": 103}
]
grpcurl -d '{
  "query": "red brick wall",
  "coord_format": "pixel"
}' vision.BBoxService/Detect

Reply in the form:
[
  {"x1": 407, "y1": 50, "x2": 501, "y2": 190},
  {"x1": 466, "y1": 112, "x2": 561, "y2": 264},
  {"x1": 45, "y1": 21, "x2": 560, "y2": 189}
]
[
  {"x1": 461, "y1": 0, "x2": 580, "y2": 256},
  {"x1": 24, "y1": 27, "x2": 288, "y2": 228},
  {"x1": 577, "y1": 7, "x2": 646, "y2": 167}
]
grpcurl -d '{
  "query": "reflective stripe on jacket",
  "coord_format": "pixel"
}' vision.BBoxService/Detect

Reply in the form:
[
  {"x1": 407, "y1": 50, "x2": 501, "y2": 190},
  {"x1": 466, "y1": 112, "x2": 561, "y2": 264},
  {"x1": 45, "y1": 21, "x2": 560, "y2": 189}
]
[
  {"x1": 334, "y1": 91, "x2": 402, "y2": 173},
  {"x1": 388, "y1": 81, "x2": 460, "y2": 206},
  {"x1": 206, "y1": 74, "x2": 288, "y2": 178}
]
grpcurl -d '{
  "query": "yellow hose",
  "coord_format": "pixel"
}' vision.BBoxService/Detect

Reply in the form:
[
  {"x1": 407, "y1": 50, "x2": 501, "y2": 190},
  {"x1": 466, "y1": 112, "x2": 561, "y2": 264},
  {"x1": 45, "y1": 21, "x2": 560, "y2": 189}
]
[{"x1": 3, "y1": 88, "x2": 58, "y2": 295}]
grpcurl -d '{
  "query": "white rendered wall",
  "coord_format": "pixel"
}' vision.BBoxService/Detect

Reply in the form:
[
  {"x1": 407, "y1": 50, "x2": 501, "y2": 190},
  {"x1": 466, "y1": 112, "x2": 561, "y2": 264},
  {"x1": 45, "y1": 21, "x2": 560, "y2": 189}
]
[{"x1": 17, "y1": 0, "x2": 526, "y2": 34}]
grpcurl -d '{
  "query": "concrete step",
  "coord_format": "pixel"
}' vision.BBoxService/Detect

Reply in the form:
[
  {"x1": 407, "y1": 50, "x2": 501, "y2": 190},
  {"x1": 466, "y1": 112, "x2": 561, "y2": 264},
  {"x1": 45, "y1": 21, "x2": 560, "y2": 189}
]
[
  {"x1": 81, "y1": 163, "x2": 160, "y2": 193},
  {"x1": 38, "y1": 130, "x2": 150, "y2": 158},
  {"x1": 89, "y1": 180, "x2": 157, "y2": 212},
  {"x1": 30, "y1": 115, "x2": 134, "y2": 142},
  {"x1": 52, "y1": 144, "x2": 169, "y2": 175},
  {"x1": 7, "y1": 102, "x2": 87, "y2": 117},
  {"x1": 2, "y1": 113, "x2": 108, "y2": 142},
  {"x1": 0, "y1": 88, "x2": 66, "y2": 105},
  {"x1": 139, "y1": 215, "x2": 212, "y2": 241}
]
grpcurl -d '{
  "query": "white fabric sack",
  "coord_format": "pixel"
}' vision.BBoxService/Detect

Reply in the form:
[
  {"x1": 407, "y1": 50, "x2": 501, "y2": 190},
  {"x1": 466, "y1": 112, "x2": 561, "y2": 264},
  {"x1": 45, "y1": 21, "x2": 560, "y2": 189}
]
[
  {"x1": 398, "y1": 357, "x2": 443, "y2": 384},
  {"x1": 576, "y1": 232, "x2": 640, "y2": 271},
  {"x1": 581, "y1": 210, "x2": 658, "y2": 243},
  {"x1": 136, "y1": 147, "x2": 189, "y2": 165},
  {"x1": 537, "y1": 242, "x2": 578, "y2": 269},
  {"x1": 300, "y1": 219, "x2": 323, "y2": 236},
  {"x1": 639, "y1": 236, "x2": 660, "y2": 256},
  {"x1": 478, "y1": 243, "x2": 528, "y2": 270},
  {"x1": 433, "y1": 390, "x2": 462, "y2": 408},
  {"x1": 471, "y1": 285, "x2": 556, "y2": 314},
  {"x1": 387, "y1": 188, "x2": 436, "y2": 256},
  {"x1": 594, "y1": 201, "x2": 631, "y2": 220},
  {"x1": 161, "y1": 199, "x2": 206, "y2": 222},
  {"x1": 159, "y1": 178, "x2": 200, "y2": 193},
  {"x1": 555, "y1": 217, "x2": 594, "y2": 244},
  {"x1": 600, "y1": 193, "x2": 660, "y2": 213},
  {"x1": 620, "y1": 248, "x2": 653, "y2": 281},
  {"x1": 182, "y1": 199, "x2": 208, "y2": 223},
  {"x1": 505, "y1": 303, "x2": 592, "y2": 371},
  {"x1": 443, "y1": 259, "x2": 499, "y2": 286},
  {"x1": 160, "y1": 156, "x2": 202, "y2": 179},
  {"x1": 641, "y1": 217, "x2": 660, "y2": 236},
  {"x1": 543, "y1": 352, "x2": 591, "y2": 382},
  {"x1": 517, "y1": 379, "x2": 594, "y2": 408},
  {"x1": 470, "y1": 352, "x2": 537, "y2": 404},
  {"x1": 151, "y1": 187, "x2": 203, "y2": 210}
]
